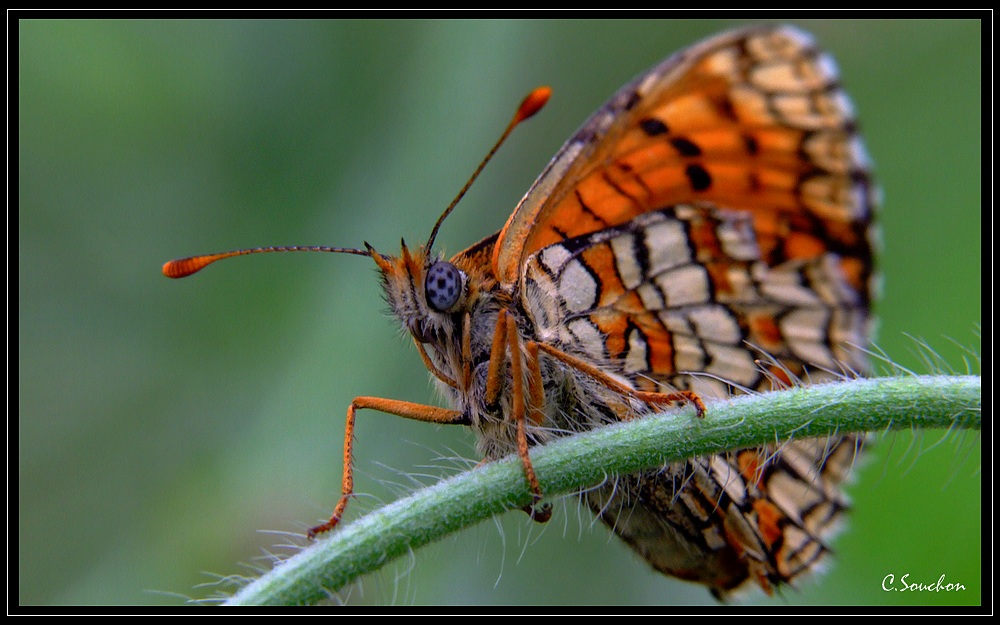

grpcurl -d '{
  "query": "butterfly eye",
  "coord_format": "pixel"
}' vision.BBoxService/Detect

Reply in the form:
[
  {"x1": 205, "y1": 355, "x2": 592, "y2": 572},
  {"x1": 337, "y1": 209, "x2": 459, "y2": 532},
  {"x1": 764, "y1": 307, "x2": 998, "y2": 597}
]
[{"x1": 424, "y1": 261, "x2": 465, "y2": 313}]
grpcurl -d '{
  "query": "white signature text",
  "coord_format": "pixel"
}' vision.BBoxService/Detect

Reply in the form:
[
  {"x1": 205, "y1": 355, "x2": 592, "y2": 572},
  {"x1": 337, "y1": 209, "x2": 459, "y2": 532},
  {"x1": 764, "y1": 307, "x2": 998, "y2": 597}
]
[{"x1": 882, "y1": 573, "x2": 966, "y2": 593}]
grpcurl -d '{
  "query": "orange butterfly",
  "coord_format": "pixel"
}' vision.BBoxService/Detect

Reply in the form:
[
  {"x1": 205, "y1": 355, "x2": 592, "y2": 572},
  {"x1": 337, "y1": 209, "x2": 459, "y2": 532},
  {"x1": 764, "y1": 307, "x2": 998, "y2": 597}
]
[{"x1": 165, "y1": 24, "x2": 877, "y2": 599}]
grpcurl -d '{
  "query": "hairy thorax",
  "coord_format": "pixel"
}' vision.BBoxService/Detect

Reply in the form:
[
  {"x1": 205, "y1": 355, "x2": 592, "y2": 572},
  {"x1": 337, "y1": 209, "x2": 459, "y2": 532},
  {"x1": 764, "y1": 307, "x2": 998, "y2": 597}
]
[{"x1": 423, "y1": 282, "x2": 646, "y2": 463}]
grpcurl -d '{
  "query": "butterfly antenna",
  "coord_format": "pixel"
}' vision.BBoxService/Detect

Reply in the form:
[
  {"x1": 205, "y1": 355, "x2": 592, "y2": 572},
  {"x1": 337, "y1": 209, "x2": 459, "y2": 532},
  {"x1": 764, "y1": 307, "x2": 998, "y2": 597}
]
[
  {"x1": 164, "y1": 88, "x2": 550, "y2": 279},
  {"x1": 162, "y1": 245, "x2": 370, "y2": 279},
  {"x1": 424, "y1": 86, "x2": 551, "y2": 253}
]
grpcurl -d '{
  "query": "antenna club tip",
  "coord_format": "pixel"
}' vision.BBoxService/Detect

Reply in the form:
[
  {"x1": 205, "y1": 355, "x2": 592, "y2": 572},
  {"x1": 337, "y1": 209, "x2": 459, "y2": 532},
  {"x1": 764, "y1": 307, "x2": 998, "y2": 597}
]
[
  {"x1": 162, "y1": 259, "x2": 189, "y2": 278},
  {"x1": 162, "y1": 256, "x2": 211, "y2": 278},
  {"x1": 514, "y1": 86, "x2": 552, "y2": 124}
]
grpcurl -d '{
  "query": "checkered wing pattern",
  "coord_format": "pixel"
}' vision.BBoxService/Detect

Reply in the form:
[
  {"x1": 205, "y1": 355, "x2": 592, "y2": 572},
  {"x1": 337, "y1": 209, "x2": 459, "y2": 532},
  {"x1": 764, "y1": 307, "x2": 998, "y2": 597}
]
[{"x1": 502, "y1": 25, "x2": 877, "y2": 597}]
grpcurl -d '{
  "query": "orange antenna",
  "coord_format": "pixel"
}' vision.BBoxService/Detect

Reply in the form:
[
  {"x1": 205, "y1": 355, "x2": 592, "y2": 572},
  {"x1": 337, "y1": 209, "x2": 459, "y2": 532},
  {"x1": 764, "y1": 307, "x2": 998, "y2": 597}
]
[
  {"x1": 163, "y1": 87, "x2": 550, "y2": 280},
  {"x1": 424, "y1": 86, "x2": 551, "y2": 253},
  {"x1": 162, "y1": 245, "x2": 369, "y2": 279}
]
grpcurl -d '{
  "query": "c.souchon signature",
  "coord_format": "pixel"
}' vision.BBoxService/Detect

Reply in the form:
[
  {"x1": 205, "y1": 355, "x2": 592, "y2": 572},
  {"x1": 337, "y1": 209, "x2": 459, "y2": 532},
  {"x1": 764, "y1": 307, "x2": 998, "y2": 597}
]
[{"x1": 882, "y1": 573, "x2": 967, "y2": 593}]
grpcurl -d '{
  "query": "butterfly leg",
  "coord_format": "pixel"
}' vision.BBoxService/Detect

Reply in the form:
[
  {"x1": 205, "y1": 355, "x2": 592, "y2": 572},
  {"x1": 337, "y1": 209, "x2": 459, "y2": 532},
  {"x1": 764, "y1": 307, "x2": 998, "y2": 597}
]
[
  {"x1": 483, "y1": 310, "x2": 551, "y2": 523},
  {"x1": 506, "y1": 315, "x2": 552, "y2": 523},
  {"x1": 307, "y1": 396, "x2": 468, "y2": 539},
  {"x1": 532, "y1": 342, "x2": 707, "y2": 418},
  {"x1": 483, "y1": 310, "x2": 509, "y2": 407}
]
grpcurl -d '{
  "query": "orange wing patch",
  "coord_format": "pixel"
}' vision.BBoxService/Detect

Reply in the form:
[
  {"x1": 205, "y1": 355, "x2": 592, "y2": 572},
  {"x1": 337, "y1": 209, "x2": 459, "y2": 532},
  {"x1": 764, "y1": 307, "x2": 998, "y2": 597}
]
[{"x1": 495, "y1": 26, "x2": 876, "y2": 309}]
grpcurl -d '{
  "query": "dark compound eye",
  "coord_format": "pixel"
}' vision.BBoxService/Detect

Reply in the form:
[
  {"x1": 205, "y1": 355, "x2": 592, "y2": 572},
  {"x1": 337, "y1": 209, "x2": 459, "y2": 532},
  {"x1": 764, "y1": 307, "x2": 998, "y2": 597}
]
[{"x1": 424, "y1": 261, "x2": 464, "y2": 312}]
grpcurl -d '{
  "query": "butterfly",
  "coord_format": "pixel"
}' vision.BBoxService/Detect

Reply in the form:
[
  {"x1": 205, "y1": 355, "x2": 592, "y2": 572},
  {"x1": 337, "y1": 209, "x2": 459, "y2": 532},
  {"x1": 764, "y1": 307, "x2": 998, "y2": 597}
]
[{"x1": 164, "y1": 24, "x2": 877, "y2": 599}]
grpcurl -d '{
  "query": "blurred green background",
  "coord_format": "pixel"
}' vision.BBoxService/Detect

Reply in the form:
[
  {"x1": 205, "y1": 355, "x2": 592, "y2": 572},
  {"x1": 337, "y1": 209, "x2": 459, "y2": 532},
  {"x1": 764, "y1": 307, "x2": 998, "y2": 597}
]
[{"x1": 19, "y1": 19, "x2": 981, "y2": 606}]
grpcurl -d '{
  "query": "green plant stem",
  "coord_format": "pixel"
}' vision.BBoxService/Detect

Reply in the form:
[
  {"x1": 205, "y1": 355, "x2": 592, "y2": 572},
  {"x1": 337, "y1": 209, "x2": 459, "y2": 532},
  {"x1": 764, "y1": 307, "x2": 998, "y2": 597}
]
[{"x1": 225, "y1": 374, "x2": 981, "y2": 606}]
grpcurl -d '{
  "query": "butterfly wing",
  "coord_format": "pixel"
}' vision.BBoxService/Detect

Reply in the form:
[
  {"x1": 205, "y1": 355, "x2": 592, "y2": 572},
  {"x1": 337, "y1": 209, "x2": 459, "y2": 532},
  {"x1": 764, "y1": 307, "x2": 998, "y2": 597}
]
[{"x1": 511, "y1": 25, "x2": 877, "y2": 596}]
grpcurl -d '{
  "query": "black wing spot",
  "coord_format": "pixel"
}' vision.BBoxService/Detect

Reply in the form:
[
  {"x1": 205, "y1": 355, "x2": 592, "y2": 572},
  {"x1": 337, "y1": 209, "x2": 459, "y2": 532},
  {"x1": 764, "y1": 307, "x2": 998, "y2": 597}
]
[
  {"x1": 670, "y1": 136, "x2": 702, "y2": 157},
  {"x1": 639, "y1": 117, "x2": 670, "y2": 136},
  {"x1": 685, "y1": 164, "x2": 712, "y2": 191}
]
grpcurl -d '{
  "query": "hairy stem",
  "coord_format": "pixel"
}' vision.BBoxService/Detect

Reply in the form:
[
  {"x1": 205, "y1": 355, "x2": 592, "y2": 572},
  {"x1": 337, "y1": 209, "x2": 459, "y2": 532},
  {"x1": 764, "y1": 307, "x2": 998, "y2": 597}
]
[{"x1": 225, "y1": 374, "x2": 981, "y2": 606}]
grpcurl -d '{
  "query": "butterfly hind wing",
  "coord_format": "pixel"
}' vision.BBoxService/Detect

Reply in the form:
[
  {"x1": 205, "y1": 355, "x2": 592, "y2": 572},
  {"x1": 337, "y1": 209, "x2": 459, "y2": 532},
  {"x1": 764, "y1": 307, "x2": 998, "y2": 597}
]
[
  {"x1": 585, "y1": 434, "x2": 866, "y2": 598},
  {"x1": 524, "y1": 201, "x2": 872, "y2": 595}
]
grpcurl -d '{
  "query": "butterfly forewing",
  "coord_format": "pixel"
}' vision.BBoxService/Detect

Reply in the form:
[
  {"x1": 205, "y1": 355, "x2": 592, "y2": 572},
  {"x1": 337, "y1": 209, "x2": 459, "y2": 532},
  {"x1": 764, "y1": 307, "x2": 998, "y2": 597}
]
[{"x1": 495, "y1": 26, "x2": 876, "y2": 304}]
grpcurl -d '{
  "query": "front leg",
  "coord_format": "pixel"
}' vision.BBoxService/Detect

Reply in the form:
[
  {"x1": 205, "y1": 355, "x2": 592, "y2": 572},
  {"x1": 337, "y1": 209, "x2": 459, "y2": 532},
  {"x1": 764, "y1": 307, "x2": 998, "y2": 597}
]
[{"x1": 308, "y1": 396, "x2": 469, "y2": 539}]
